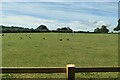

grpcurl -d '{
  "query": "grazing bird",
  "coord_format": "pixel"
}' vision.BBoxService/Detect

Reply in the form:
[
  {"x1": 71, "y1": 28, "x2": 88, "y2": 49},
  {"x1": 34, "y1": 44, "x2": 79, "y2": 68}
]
[
  {"x1": 2, "y1": 34, "x2": 4, "y2": 36},
  {"x1": 67, "y1": 39, "x2": 69, "y2": 41},
  {"x1": 21, "y1": 37, "x2": 22, "y2": 39},
  {"x1": 59, "y1": 39, "x2": 62, "y2": 41},
  {"x1": 43, "y1": 38, "x2": 45, "y2": 40},
  {"x1": 29, "y1": 37, "x2": 31, "y2": 39}
]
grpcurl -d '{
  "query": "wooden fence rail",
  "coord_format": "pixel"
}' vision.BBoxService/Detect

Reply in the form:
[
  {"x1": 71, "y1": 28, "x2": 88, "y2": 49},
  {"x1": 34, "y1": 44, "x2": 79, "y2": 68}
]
[{"x1": 1, "y1": 64, "x2": 120, "y2": 80}]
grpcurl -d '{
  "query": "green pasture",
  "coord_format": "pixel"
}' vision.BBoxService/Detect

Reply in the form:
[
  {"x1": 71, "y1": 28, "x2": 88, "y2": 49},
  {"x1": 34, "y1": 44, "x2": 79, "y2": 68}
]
[{"x1": 2, "y1": 33, "x2": 118, "y2": 78}]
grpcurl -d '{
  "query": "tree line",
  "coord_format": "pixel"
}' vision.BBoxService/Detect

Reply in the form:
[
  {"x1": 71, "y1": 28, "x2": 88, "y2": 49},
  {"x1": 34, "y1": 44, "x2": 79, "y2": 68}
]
[
  {"x1": 1, "y1": 19, "x2": 120, "y2": 33},
  {"x1": 1, "y1": 25, "x2": 73, "y2": 33}
]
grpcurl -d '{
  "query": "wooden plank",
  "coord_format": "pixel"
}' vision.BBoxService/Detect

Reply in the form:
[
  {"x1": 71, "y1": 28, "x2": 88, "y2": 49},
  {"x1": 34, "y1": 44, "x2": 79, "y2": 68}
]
[
  {"x1": 1, "y1": 67, "x2": 66, "y2": 73},
  {"x1": 66, "y1": 64, "x2": 75, "y2": 80},
  {"x1": 1, "y1": 67, "x2": 120, "y2": 74},
  {"x1": 75, "y1": 67, "x2": 120, "y2": 72}
]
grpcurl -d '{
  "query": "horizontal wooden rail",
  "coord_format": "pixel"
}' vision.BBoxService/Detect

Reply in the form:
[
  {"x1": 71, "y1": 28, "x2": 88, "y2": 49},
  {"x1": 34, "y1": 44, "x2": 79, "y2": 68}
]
[
  {"x1": 1, "y1": 65, "x2": 120, "y2": 80},
  {"x1": 1, "y1": 67, "x2": 120, "y2": 73},
  {"x1": 1, "y1": 67, "x2": 66, "y2": 73},
  {"x1": 75, "y1": 67, "x2": 120, "y2": 72}
]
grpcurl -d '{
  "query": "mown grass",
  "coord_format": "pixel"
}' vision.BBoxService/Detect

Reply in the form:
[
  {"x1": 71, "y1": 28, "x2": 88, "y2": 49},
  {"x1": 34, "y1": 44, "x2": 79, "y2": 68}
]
[
  {"x1": 2, "y1": 72, "x2": 118, "y2": 78},
  {"x1": 2, "y1": 33, "x2": 118, "y2": 78}
]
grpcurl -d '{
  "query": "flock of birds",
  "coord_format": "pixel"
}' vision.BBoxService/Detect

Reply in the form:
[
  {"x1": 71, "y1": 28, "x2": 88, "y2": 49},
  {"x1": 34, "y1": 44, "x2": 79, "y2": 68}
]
[{"x1": 2, "y1": 34, "x2": 70, "y2": 41}]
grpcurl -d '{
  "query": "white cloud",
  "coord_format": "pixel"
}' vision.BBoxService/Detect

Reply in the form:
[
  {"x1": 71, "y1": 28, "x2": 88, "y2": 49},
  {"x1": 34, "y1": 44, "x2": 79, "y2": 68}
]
[
  {"x1": 2, "y1": 15, "x2": 112, "y2": 31},
  {"x1": 67, "y1": 21, "x2": 88, "y2": 31},
  {"x1": 1, "y1": 2, "x2": 118, "y2": 32},
  {"x1": 2, "y1": 15, "x2": 92, "y2": 31},
  {"x1": 2, "y1": 15, "x2": 58, "y2": 29},
  {"x1": 67, "y1": 20, "x2": 113, "y2": 31},
  {"x1": 93, "y1": 21, "x2": 110, "y2": 27},
  {"x1": 2, "y1": 2, "x2": 117, "y2": 22}
]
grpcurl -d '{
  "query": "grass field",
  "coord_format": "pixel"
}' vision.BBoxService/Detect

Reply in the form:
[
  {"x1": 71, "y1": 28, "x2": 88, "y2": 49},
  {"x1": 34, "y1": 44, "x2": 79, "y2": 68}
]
[{"x1": 2, "y1": 33, "x2": 118, "y2": 78}]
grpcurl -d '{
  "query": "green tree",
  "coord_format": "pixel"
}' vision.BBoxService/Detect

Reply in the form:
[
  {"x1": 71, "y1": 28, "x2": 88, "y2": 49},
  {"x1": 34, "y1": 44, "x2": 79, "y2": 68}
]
[
  {"x1": 94, "y1": 25, "x2": 109, "y2": 33},
  {"x1": 36, "y1": 25, "x2": 49, "y2": 31},
  {"x1": 94, "y1": 28, "x2": 100, "y2": 33},
  {"x1": 114, "y1": 19, "x2": 120, "y2": 31},
  {"x1": 56, "y1": 27, "x2": 73, "y2": 33},
  {"x1": 100, "y1": 25, "x2": 109, "y2": 33}
]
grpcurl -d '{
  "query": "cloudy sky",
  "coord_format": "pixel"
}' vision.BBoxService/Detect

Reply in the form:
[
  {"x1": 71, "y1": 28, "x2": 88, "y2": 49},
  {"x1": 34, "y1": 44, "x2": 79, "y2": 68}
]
[{"x1": 1, "y1": 0, "x2": 119, "y2": 31}]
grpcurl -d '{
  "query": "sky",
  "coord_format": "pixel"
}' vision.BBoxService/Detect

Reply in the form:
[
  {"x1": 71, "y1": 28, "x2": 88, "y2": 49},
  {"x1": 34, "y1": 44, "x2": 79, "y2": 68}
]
[{"x1": 1, "y1": 0, "x2": 119, "y2": 32}]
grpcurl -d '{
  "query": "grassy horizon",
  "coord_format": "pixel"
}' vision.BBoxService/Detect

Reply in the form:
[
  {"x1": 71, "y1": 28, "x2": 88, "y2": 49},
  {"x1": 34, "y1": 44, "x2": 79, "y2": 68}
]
[
  {"x1": 2, "y1": 33, "x2": 118, "y2": 78},
  {"x1": 2, "y1": 33, "x2": 118, "y2": 67}
]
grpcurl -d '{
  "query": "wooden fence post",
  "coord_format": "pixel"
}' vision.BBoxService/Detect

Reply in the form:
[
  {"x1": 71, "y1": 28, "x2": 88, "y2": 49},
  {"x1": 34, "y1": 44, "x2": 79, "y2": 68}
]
[{"x1": 66, "y1": 64, "x2": 75, "y2": 80}]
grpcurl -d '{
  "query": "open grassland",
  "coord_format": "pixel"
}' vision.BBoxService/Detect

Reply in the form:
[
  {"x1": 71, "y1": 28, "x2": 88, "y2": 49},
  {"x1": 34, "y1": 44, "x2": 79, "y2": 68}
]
[{"x1": 2, "y1": 33, "x2": 118, "y2": 78}]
